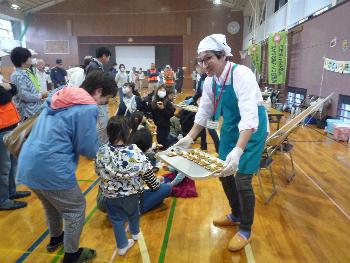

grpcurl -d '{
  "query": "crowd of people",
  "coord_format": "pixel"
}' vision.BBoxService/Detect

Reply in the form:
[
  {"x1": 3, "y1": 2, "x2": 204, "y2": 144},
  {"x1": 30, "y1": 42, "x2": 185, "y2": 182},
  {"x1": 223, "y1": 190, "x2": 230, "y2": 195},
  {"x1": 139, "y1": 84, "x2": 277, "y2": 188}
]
[
  {"x1": 0, "y1": 45, "x2": 197, "y2": 262},
  {"x1": 1, "y1": 33, "x2": 267, "y2": 262}
]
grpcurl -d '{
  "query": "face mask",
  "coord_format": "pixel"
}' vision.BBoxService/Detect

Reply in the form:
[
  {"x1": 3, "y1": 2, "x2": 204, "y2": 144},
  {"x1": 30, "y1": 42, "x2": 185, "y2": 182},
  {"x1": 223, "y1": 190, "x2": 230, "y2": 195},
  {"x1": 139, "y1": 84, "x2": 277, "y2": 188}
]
[
  {"x1": 120, "y1": 68, "x2": 125, "y2": 71},
  {"x1": 157, "y1": 91, "x2": 166, "y2": 98},
  {"x1": 122, "y1": 87, "x2": 131, "y2": 94},
  {"x1": 31, "y1": 58, "x2": 37, "y2": 65},
  {"x1": 44, "y1": 67, "x2": 49, "y2": 71}
]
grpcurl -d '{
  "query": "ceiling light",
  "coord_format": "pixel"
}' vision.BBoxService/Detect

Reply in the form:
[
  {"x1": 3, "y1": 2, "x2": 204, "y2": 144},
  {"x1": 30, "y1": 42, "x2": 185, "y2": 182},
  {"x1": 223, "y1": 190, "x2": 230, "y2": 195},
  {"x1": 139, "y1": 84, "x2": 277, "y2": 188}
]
[
  {"x1": 10, "y1": 3, "x2": 21, "y2": 10},
  {"x1": 213, "y1": 0, "x2": 222, "y2": 4}
]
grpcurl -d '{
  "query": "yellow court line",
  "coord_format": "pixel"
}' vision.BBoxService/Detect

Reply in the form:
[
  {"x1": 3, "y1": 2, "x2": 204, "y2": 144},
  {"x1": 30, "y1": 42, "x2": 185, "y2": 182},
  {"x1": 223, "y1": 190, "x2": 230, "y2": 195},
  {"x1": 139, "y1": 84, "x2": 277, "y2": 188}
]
[
  {"x1": 138, "y1": 230, "x2": 151, "y2": 263},
  {"x1": 108, "y1": 230, "x2": 150, "y2": 263},
  {"x1": 244, "y1": 244, "x2": 256, "y2": 263},
  {"x1": 108, "y1": 248, "x2": 117, "y2": 263}
]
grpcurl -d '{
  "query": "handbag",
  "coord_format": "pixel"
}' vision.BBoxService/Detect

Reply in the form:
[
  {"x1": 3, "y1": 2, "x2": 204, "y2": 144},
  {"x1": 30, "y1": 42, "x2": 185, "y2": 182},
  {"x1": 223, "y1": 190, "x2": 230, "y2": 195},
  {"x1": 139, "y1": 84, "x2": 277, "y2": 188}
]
[{"x1": 3, "y1": 113, "x2": 39, "y2": 158}]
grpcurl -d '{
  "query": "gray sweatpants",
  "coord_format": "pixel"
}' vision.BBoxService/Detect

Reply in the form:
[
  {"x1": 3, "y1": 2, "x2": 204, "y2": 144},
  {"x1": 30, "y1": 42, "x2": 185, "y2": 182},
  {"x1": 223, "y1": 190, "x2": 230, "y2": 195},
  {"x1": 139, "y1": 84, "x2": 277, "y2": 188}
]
[{"x1": 31, "y1": 185, "x2": 86, "y2": 253}]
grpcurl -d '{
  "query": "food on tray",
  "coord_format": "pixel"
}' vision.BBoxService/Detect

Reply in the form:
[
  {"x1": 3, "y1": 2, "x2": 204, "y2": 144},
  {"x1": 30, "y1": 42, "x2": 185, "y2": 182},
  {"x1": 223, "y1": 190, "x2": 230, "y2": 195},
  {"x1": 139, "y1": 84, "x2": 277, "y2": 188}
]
[
  {"x1": 166, "y1": 149, "x2": 178, "y2": 157},
  {"x1": 161, "y1": 147, "x2": 225, "y2": 176},
  {"x1": 177, "y1": 150, "x2": 187, "y2": 156},
  {"x1": 215, "y1": 162, "x2": 224, "y2": 168},
  {"x1": 212, "y1": 168, "x2": 223, "y2": 174}
]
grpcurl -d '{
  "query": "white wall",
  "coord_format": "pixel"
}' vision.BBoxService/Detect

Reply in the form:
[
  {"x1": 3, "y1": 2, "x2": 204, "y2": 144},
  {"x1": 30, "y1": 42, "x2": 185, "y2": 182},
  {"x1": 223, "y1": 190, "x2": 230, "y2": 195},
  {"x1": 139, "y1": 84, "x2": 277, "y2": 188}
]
[
  {"x1": 115, "y1": 46, "x2": 155, "y2": 71},
  {"x1": 242, "y1": 0, "x2": 332, "y2": 50}
]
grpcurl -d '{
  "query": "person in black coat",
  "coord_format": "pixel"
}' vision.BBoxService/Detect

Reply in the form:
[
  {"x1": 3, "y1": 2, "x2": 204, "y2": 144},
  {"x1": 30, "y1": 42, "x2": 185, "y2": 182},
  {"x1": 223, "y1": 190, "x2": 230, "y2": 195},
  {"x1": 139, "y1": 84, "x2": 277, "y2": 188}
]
[
  {"x1": 175, "y1": 67, "x2": 184, "y2": 94},
  {"x1": 50, "y1": 59, "x2": 67, "y2": 88},
  {"x1": 149, "y1": 85, "x2": 175, "y2": 149},
  {"x1": 85, "y1": 47, "x2": 111, "y2": 75},
  {"x1": 116, "y1": 82, "x2": 143, "y2": 117}
]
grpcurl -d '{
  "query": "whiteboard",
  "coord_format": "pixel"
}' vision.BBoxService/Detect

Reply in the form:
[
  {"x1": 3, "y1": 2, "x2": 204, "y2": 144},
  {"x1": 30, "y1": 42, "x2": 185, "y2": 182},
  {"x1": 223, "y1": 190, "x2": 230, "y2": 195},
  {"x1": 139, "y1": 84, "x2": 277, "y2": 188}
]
[{"x1": 115, "y1": 46, "x2": 155, "y2": 71}]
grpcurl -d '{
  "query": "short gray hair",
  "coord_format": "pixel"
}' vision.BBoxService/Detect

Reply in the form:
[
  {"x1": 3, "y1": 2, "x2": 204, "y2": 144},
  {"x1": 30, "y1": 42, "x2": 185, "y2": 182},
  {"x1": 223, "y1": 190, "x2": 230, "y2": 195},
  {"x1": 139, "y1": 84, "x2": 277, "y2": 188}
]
[{"x1": 36, "y1": 59, "x2": 45, "y2": 64}]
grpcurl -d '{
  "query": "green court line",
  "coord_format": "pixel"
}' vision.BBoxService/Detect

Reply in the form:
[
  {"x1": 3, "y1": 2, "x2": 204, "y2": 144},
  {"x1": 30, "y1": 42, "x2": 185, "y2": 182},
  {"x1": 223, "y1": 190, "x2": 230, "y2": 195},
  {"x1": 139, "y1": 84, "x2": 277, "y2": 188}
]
[
  {"x1": 158, "y1": 197, "x2": 177, "y2": 263},
  {"x1": 50, "y1": 206, "x2": 98, "y2": 263}
]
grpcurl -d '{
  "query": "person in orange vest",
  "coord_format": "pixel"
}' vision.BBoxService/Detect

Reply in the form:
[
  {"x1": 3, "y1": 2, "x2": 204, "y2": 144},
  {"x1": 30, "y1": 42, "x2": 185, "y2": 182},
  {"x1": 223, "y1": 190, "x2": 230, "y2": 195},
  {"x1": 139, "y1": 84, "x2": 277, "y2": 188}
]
[
  {"x1": 147, "y1": 63, "x2": 159, "y2": 94},
  {"x1": 164, "y1": 65, "x2": 175, "y2": 92},
  {"x1": 0, "y1": 82, "x2": 31, "y2": 210}
]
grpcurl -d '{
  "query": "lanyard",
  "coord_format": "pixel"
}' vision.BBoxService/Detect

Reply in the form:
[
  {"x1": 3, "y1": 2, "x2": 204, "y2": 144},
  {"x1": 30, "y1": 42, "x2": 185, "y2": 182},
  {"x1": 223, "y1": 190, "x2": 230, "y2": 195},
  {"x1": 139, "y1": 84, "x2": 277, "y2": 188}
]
[{"x1": 213, "y1": 63, "x2": 232, "y2": 117}]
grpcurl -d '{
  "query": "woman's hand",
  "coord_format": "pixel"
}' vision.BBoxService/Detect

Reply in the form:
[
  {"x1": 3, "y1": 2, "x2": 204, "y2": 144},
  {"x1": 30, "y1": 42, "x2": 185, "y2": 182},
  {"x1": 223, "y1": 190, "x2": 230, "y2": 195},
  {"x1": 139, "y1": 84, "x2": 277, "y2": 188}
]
[
  {"x1": 221, "y1": 147, "x2": 243, "y2": 177},
  {"x1": 174, "y1": 135, "x2": 193, "y2": 149},
  {"x1": 41, "y1": 91, "x2": 49, "y2": 99}
]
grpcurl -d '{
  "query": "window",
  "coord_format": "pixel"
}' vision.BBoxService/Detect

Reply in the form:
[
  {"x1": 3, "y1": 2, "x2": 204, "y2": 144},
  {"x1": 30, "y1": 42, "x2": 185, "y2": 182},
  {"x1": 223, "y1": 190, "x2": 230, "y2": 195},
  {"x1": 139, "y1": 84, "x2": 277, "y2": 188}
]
[
  {"x1": 312, "y1": 6, "x2": 329, "y2": 17},
  {"x1": 260, "y1": 4, "x2": 266, "y2": 25},
  {"x1": 286, "y1": 87, "x2": 307, "y2": 108},
  {"x1": 0, "y1": 18, "x2": 14, "y2": 40},
  {"x1": 337, "y1": 95, "x2": 350, "y2": 121},
  {"x1": 275, "y1": 0, "x2": 288, "y2": 12},
  {"x1": 248, "y1": 15, "x2": 253, "y2": 33}
]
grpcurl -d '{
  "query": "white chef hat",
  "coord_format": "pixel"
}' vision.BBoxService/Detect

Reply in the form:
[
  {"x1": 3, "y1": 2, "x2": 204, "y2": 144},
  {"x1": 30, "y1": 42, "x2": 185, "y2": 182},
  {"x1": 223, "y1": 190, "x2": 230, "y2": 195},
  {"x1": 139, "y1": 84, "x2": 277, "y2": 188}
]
[{"x1": 197, "y1": 34, "x2": 232, "y2": 56}]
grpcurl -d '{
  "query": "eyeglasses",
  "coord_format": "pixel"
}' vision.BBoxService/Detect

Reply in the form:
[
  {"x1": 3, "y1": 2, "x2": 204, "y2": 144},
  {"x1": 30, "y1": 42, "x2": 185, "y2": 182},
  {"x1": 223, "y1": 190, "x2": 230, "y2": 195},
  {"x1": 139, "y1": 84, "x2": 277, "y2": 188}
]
[{"x1": 197, "y1": 55, "x2": 214, "y2": 66}]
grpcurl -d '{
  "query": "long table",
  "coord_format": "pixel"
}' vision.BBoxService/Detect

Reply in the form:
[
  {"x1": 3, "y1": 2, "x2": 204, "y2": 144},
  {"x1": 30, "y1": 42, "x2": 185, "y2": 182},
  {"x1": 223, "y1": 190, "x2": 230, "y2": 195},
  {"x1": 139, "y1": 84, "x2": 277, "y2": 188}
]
[{"x1": 267, "y1": 108, "x2": 284, "y2": 130}]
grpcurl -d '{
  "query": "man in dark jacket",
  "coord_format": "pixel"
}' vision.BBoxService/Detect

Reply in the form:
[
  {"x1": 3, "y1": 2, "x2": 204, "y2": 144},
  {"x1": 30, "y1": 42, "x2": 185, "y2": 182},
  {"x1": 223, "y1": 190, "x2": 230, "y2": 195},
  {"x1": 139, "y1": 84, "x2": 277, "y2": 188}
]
[
  {"x1": 85, "y1": 47, "x2": 111, "y2": 75},
  {"x1": 0, "y1": 83, "x2": 30, "y2": 210},
  {"x1": 175, "y1": 67, "x2": 184, "y2": 94},
  {"x1": 50, "y1": 59, "x2": 67, "y2": 88},
  {"x1": 85, "y1": 47, "x2": 112, "y2": 145}
]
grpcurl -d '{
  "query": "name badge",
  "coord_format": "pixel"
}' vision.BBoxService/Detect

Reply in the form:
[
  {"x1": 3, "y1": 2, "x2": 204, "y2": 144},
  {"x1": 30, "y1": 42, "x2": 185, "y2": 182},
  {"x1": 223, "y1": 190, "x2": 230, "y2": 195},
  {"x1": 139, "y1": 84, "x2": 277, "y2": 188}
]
[{"x1": 206, "y1": 120, "x2": 219, "y2": 129}]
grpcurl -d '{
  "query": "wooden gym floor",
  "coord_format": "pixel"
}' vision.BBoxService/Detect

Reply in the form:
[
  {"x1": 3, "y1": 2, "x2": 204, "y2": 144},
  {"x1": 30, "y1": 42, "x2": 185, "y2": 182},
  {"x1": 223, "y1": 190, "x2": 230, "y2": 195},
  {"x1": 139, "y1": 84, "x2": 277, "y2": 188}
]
[{"x1": 1, "y1": 87, "x2": 350, "y2": 263}]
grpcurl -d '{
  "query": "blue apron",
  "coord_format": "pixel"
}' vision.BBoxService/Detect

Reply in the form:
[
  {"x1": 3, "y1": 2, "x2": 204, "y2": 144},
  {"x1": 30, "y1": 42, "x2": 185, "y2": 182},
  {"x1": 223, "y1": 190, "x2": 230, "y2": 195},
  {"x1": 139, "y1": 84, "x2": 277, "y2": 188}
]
[{"x1": 214, "y1": 64, "x2": 267, "y2": 174}]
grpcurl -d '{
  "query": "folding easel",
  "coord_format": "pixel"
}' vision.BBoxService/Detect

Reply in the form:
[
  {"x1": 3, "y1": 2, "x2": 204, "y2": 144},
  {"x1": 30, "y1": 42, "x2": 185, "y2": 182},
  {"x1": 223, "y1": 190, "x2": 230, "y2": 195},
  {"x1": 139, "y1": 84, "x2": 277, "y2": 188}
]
[{"x1": 257, "y1": 93, "x2": 333, "y2": 204}]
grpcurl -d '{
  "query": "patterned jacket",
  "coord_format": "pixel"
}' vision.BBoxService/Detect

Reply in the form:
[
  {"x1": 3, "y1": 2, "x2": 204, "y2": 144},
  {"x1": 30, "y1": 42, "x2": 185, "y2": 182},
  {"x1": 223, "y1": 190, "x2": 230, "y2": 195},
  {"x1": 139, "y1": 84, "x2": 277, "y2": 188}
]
[
  {"x1": 95, "y1": 144, "x2": 160, "y2": 198},
  {"x1": 11, "y1": 68, "x2": 43, "y2": 119}
]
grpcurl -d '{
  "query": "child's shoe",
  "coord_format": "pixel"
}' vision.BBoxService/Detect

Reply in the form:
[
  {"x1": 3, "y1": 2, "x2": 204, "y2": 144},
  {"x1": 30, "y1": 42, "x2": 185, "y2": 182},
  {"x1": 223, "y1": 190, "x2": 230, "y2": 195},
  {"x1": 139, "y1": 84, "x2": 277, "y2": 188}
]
[
  {"x1": 132, "y1": 233, "x2": 139, "y2": 241},
  {"x1": 118, "y1": 239, "x2": 135, "y2": 256}
]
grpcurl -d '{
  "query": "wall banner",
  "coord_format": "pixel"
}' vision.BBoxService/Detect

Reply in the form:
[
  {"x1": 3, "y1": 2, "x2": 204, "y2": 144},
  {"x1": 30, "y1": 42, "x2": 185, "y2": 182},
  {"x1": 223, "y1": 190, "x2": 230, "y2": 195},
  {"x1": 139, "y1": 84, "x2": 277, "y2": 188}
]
[
  {"x1": 323, "y1": 57, "x2": 350, "y2": 74},
  {"x1": 268, "y1": 31, "x2": 287, "y2": 84}
]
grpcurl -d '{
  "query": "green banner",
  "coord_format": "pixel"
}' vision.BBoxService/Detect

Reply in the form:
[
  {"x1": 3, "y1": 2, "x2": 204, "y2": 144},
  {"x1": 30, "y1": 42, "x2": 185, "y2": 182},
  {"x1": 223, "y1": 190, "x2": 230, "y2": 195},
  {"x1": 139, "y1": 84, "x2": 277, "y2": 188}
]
[
  {"x1": 268, "y1": 31, "x2": 287, "y2": 84},
  {"x1": 249, "y1": 44, "x2": 261, "y2": 73}
]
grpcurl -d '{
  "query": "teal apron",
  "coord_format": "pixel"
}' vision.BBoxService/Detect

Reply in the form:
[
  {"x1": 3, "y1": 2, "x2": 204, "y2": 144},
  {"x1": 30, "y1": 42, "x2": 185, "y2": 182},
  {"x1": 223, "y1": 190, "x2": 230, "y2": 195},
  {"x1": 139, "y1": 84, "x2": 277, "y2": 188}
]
[{"x1": 214, "y1": 64, "x2": 267, "y2": 174}]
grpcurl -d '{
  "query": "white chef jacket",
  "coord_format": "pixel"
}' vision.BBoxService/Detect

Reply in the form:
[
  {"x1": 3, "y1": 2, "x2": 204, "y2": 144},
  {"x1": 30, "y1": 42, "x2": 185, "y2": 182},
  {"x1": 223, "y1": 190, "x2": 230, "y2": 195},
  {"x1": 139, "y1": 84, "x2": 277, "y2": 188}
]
[{"x1": 194, "y1": 62, "x2": 265, "y2": 132}]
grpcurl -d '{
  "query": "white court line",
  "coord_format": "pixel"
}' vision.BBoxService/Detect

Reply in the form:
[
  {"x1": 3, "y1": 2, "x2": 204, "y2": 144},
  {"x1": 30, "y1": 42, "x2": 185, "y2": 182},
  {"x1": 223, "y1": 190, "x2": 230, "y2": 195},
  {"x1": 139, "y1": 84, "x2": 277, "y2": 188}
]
[
  {"x1": 108, "y1": 248, "x2": 117, "y2": 263},
  {"x1": 244, "y1": 243, "x2": 256, "y2": 263},
  {"x1": 138, "y1": 230, "x2": 151, "y2": 263},
  {"x1": 108, "y1": 230, "x2": 150, "y2": 263},
  {"x1": 292, "y1": 159, "x2": 350, "y2": 221}
]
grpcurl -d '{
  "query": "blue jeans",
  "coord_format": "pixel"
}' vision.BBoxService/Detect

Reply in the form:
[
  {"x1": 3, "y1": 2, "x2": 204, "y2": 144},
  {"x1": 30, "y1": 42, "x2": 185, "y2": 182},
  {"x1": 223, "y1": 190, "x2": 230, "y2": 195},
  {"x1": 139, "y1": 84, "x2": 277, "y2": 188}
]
[
  {"x1": 140, "y1": 184, "x2": 172, "y2": 214},
  {"x1": 0, "y1": 130, "x2": 17, "y2": 206},
  {"x1": 106, "y1": 194, "x2": 140, "y2": 249}
]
